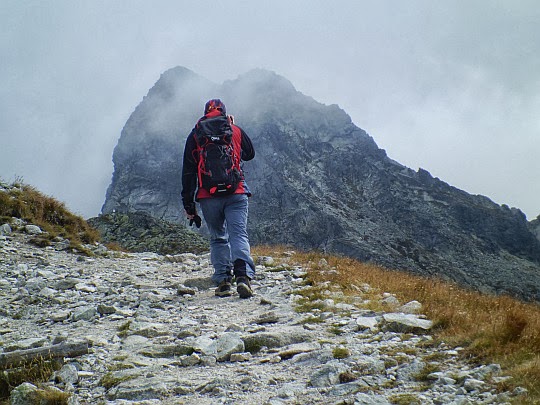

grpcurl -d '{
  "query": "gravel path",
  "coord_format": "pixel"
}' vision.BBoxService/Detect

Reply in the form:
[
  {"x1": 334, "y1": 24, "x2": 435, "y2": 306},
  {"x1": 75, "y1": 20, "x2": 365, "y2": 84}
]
[{"x1": 0, "y1": 226, "x2": 526, "y2": 404}]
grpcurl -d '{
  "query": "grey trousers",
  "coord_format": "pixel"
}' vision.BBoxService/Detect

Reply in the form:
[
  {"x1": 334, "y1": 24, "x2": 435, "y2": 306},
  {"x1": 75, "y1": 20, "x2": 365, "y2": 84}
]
[{"x1": 199, "y1": 194, "x2": 255, "y2": 284}]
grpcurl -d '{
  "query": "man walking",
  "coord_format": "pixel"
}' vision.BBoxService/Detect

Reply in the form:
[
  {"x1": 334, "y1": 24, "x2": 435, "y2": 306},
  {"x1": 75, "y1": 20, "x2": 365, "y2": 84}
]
[{"x1": 181, "y1": 99, "x2": 256, "y2": 298}]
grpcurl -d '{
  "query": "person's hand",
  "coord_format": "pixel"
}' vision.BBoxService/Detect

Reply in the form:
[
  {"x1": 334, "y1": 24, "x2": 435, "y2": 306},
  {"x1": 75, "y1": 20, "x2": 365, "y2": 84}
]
[
  {"x1": 189, "y1": 215, "x2": 202, "y2": 228},
  {"x1": 184, "y1": 202, "x2": 201, "y2": 227},
  {"x1": 184, "y1": 202, "x2": 197, "y2": 216}
]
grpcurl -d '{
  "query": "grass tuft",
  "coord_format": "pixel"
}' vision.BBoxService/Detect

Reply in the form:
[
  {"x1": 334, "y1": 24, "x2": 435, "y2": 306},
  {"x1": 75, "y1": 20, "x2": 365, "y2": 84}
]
[
  {"x1": 32, "y1": 386, "x2": 72, "y2": 404},
  {"x1": 0, "y1": 358, "x2": 62, "y2": 401},
  {"x1": 332, "y1": 346, "x2": 350, "y2": 359},
  {"x1": 117, "y1": 320, "x2": 132, "y2": 338},
  {"x1": 413, "y1": 363, "x2": 440, "y2": 382},
  {"x1": 389, "y1": 393, "x2": 421, "y2": 405},
  {"x1": 339, "y1": 371, "x2": 357, "y2": 383},
  {"x1": 99, "y1": 372, "x2": 136, "y2": 390}
]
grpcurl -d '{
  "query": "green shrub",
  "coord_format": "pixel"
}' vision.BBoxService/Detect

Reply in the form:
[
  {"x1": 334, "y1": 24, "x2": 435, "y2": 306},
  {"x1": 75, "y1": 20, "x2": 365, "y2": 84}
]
[{"x1": 332, "y1": 346, "x2": 350, "y2": 359}]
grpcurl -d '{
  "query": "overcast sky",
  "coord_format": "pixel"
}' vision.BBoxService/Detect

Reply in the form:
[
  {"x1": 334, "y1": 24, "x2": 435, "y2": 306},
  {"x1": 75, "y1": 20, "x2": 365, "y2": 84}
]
[{"x1": 1, "y1": 1, "x2": 539, "y2": 220}]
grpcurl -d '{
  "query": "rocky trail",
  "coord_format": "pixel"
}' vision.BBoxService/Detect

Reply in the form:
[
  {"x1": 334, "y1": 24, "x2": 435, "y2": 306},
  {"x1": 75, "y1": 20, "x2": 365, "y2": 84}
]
[{"x1": 0, "y1": 224, "x2": 526, "y2": 404}]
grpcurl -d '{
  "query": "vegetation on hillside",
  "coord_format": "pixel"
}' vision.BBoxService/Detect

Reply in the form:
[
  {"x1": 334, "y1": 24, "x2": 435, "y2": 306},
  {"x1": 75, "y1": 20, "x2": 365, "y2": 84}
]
[
  {"x1": 254, "y1": 246, "x2": 540, "y2": 404},
  {"x1": 0, "y1": 179, "x2": 99, "y2": 250}
]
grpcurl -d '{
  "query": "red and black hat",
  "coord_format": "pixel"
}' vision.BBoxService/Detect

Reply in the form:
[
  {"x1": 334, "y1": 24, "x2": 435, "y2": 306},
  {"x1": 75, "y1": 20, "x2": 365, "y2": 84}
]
[{"x1": 204, "y1": 99, "x2": 226, "y2": 115}]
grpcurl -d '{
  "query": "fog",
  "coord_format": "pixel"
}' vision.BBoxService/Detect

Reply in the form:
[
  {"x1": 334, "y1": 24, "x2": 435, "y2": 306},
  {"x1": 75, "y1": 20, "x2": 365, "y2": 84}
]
[{"x1": 1, "y1": 1, "x2": 538, "y2": 219}]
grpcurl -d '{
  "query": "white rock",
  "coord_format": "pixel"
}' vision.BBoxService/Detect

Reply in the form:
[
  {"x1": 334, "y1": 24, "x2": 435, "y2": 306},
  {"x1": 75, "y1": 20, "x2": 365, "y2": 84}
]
[
  {"x1": 335, "y1": 302, "x2": 356, "y2": 311},
  {"x1": 37, "y1": 269, "x2": 56, "y2": 279},
  {"x1": 128, "y1": 321, "x2": 170, "y2": 338},
  {"x1": 39, "y1": 287, "x2": 58, "y2": 297},
  {"x1": 75, "y1": 283, "x2": 97, "y2": 293},
  {"x1": 0, "y1": 223, "x2": 12, "y2": 235},
  {"x1": 309, "y1": 362, "x2": 348, "y2": 387},
  {"x1": 180, "y1": 353, "x2": 201, "y2": 366},
  {"x1": 9, "y1": 382, "x2": 39, "y2": 405},
  {"x1": 258, "y1": 256, "x2": 274, "y2": 266},
  {"x1": 399, "y1": 300, "x2": 423, "y2": 314},
  {"x1": 383, "y1": 313, "x2": 433, "y2": 333},
  {"x1": 278, "y1": 342, "x2": 321, "y2": 359},
  {"x1": 50, "y1": 310, "x2": 71, "y2": 322},
  {"x1": 382, "y1": 295, "x2": 400, "y2": 307},
  {"x1": 193, "y1": 336, "x2": 216, "y2": 355},
  {"x1": 513, "y1": 387, "x2": 528, "y2": 396},
  {"x1": 200, "y1": 355, "x2": 217, "y2": 367},
  {"x1": 230, "y1": 352, "x2": 252, "y2": 362},
  {"x1": 0, "y1": 230, "x2": 520, "y2": 404},
  {"x1": 356, "y1": 316, "x2": 379, "y2": 330},
  {"x1": 354, "y1": 392, "x2": 392, "y2": 404},
  {"x1": 464, "y1": 378, "x2": 485, "y2": 391},
  {"x1": 214, "y1": 333, "x2": 245, "y2": 362},
  {"x1": 71, "y1": 306, "x2": 97, "y2": 322},
  {"x1": 6, "y1": 337, "x2": 47, "y2": 351},
  {"x1": 24, "y1": 225, "x2": 42, "y2": 235},
  {"x1": 55, "y1": 364, "x2": 79, "y2": 384}
]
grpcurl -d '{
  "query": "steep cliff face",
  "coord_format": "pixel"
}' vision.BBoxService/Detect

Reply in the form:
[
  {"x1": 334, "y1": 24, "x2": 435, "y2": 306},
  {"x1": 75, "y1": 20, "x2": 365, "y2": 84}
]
[
  {"x1": 530, "y1": 217, "x2": 540, "y2": 243},
  {"x1": 102, "y1": 67, "x2": 217, "y2": 220},
  {"x1": 103, "y1": 67, "x2": 540, "y2": 301}
]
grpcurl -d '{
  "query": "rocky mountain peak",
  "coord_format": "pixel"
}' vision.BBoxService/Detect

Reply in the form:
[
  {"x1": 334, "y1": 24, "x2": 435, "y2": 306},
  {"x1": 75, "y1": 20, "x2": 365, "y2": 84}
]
[
  {"x1": 225, "y1": 68, "x2": 298, "y2": 94},
  {"x1": 101, "y1": 66, "x2": 540, "y2": 302}
]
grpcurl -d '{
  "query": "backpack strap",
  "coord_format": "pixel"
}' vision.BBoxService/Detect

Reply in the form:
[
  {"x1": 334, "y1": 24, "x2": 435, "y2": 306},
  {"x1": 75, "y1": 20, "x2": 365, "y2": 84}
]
[
  {"x1": 230, "y1": 125, "x2": 242, "y2": 174},
  {"x1": 193, "y1": 131, "x2": 208, "y2": 193}
]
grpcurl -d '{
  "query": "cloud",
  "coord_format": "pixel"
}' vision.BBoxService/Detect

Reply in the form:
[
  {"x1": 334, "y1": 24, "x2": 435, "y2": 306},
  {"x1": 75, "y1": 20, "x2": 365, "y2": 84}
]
[{"x1": 1, "y1": 1, "x2": 538, "y2": 219}]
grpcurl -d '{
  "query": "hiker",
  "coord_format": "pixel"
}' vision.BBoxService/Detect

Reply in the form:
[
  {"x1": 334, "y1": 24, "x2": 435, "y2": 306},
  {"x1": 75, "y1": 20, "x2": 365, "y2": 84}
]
[{"x1": 181, "y1": 99, "x2": 256, "y2": 298}]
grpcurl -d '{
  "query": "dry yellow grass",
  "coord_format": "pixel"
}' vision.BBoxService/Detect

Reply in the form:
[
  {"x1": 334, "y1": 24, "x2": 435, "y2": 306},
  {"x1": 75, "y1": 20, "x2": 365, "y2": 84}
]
[
  {"x1": 0, "y1": 359, "x2": 63, "y2": 403},
  {"x1": 253, "y1": 247, "x2": 540, "y2": 404},
  {"x1": 0, "y1": 182, "x2": 99, "y2": 245}
]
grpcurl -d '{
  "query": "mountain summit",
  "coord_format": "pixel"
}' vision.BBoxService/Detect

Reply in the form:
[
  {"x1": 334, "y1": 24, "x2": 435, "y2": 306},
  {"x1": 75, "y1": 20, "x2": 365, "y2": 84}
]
[{"x1": 102, "y1": 67, "x2": 540, "y2": 301}]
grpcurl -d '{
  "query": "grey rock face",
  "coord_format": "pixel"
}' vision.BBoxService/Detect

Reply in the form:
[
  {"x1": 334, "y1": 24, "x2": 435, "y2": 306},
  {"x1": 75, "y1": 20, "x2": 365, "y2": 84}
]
[
  {"x1": 0, "y1": 223, "x2": 11, "y2": 235},
  {"x1": 101, "y1": 66, "x2": 540, "y2": 301},
  {"x1": 87, "y1": 211, "x2": 208, "y2": 255},
  {"x1": 530, "y1": 216, "x2": 540, "y2": 243}
]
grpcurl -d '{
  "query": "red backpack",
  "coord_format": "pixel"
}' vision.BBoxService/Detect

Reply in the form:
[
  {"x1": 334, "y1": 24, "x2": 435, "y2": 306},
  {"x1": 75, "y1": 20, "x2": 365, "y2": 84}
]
[{"x1": 194, "y1": 113, "x2": 243, "y2": 196}]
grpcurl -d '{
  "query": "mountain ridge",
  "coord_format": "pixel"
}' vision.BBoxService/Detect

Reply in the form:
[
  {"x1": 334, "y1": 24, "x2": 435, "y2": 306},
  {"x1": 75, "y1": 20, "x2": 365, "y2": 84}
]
[{"x1": 101, "y1": 66, "x2": 540, "y2": 301}]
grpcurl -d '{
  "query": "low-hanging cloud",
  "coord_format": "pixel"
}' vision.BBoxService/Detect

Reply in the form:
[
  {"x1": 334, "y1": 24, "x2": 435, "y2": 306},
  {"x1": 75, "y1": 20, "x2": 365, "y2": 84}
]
[{"x1": 1, "y1": 0, "x2": 538, "y2": 219}]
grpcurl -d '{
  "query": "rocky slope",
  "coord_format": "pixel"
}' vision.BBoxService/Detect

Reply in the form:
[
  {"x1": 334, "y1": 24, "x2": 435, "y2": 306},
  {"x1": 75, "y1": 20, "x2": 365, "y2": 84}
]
[
  {"x1": 101, "y1": 67, "x2": 540, "y2": 301},
  {"x1": 0, "y1": 222, "x2": 527, "y2": 404},
  {"x1": 87, "y1": 212, "x2": 208, "y2": 255}
]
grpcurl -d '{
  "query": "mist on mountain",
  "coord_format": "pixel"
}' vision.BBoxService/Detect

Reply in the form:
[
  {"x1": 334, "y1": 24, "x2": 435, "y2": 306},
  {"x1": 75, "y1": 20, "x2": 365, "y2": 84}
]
[{"x1": 101, "y1": 66, "x2": 540, "y2": 301}]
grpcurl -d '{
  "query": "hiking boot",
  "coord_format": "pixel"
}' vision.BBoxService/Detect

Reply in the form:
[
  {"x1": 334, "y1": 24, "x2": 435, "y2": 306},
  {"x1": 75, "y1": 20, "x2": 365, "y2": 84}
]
[
  {"x1": 215, "y1": 280, "x2": 232, "y2": 297},
  {"x1": 236, "y1": 277, "x2": 253, "y2": 299}
]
